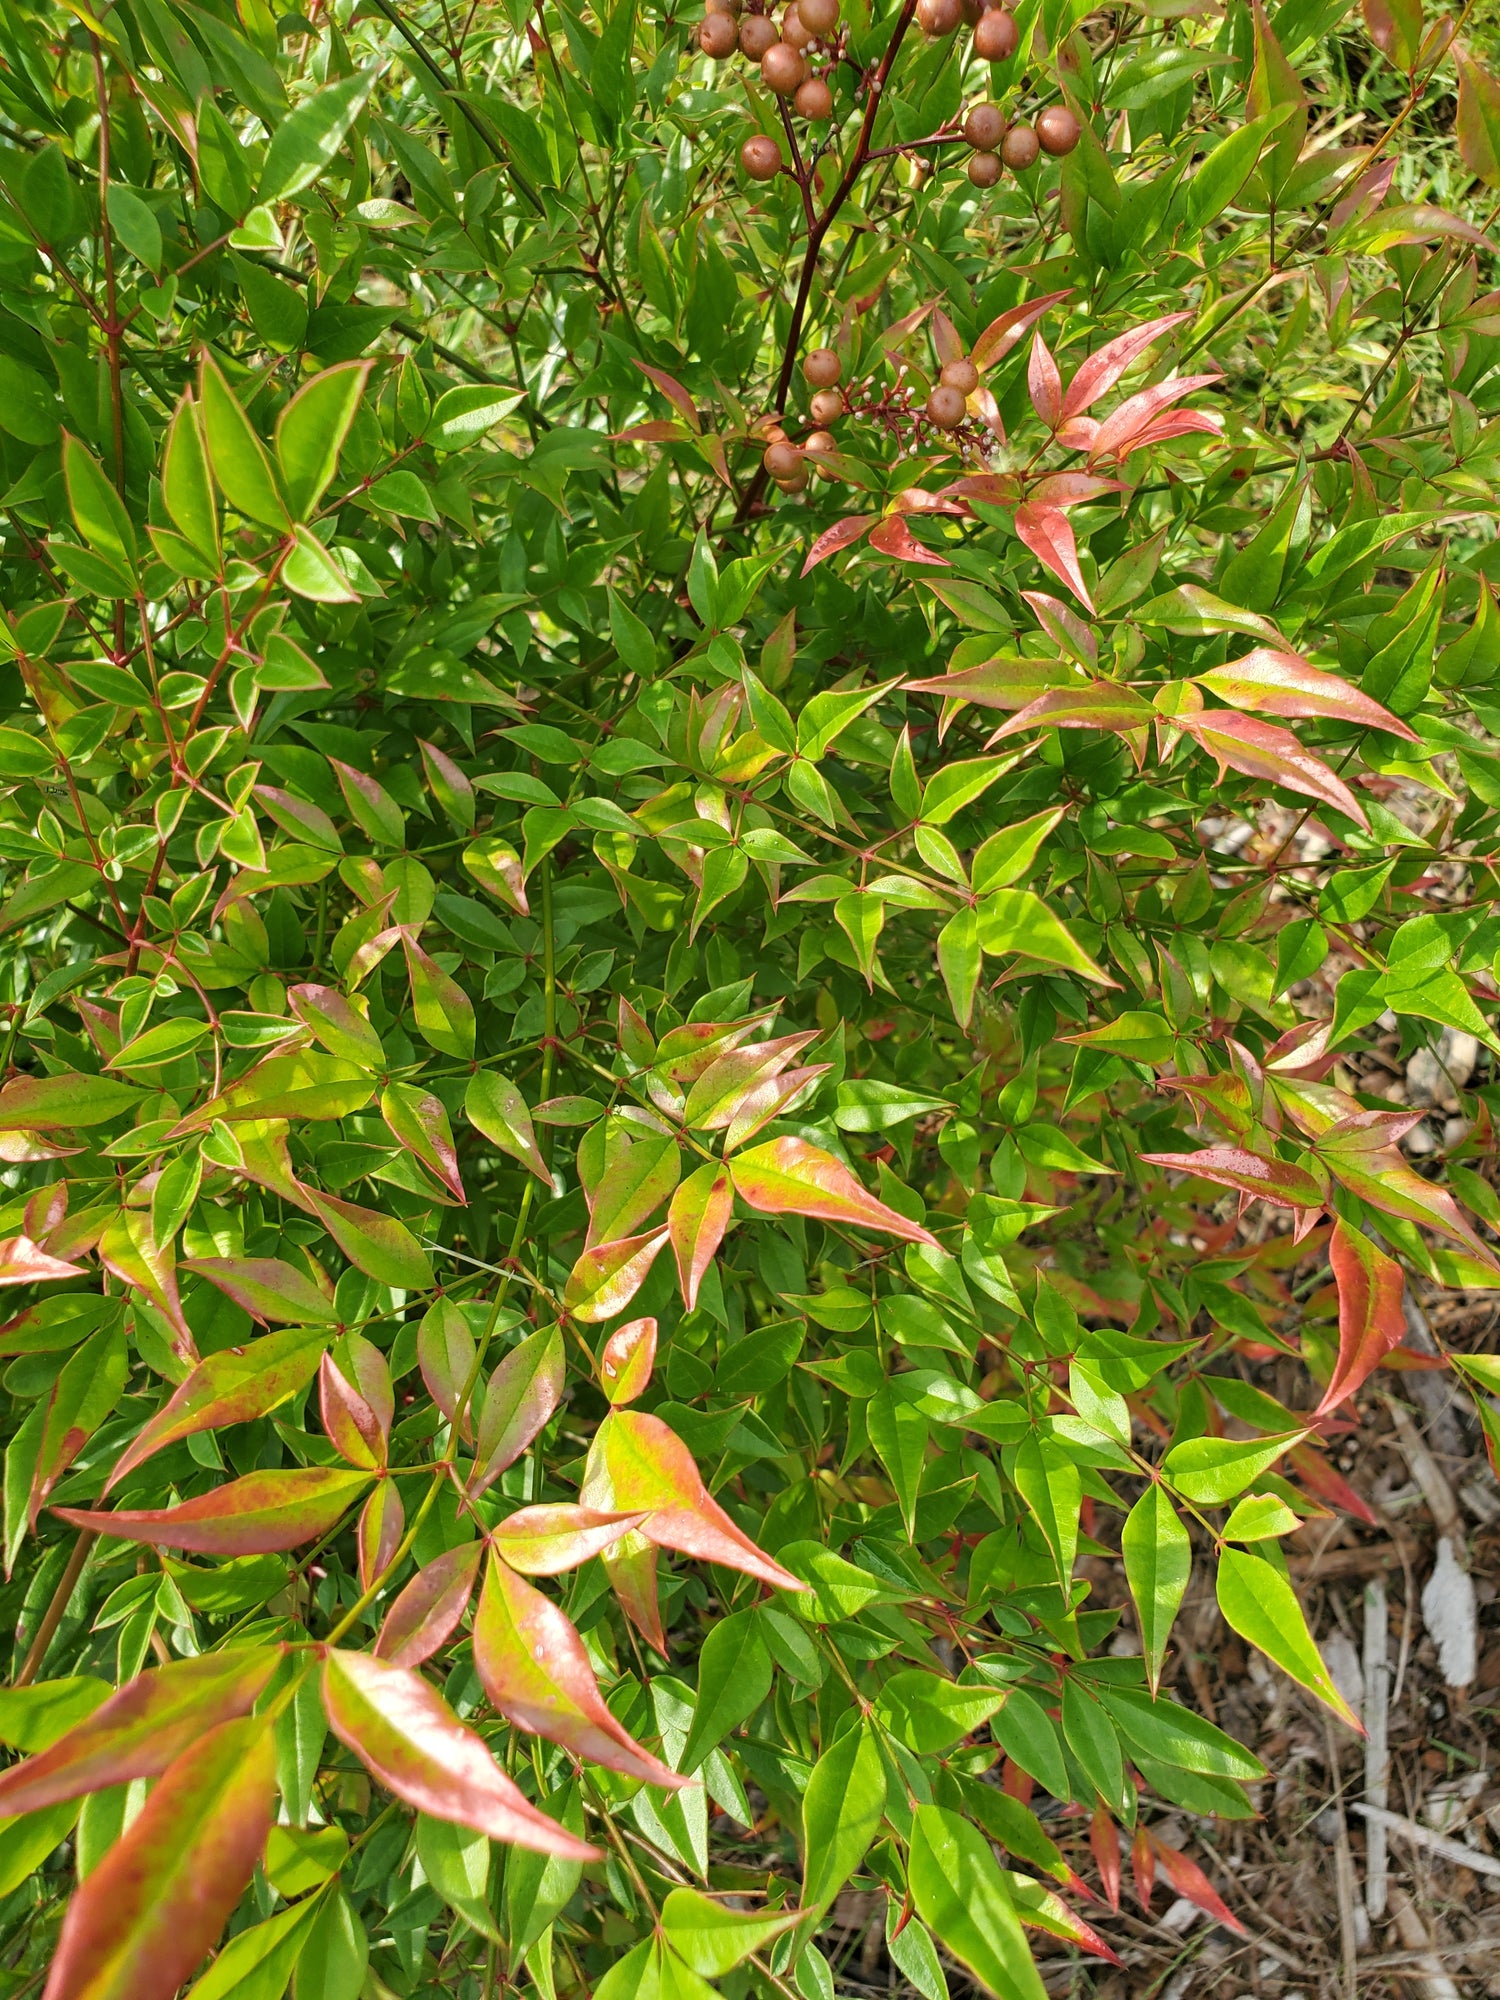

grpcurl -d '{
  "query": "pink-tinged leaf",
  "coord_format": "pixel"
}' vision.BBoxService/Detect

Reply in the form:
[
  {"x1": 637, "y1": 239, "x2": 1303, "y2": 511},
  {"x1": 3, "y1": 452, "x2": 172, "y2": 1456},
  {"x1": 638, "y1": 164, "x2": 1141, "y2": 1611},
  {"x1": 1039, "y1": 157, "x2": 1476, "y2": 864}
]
[
  {"x1": 867, "y1": 515, "x2": 951, "y2": 566},
  {"x1": 42, "y1": 1715, "x2": 276, "y2": 2000},
  {"x1": 401, "y1": 932, "x2": 475, "y2": 1060},
  {"x1": 1456, "y1": 47, "x2": 1500, "y2": 184},
  {"x1": 682, "y1": 1031, "x2": 819, "y2": 1131},
  {"x1": 586, "y1": 1132, "x2": 680, "y2": 1248},
  {"x1": 931, "y1": 307, "x2": 964, "y2": 366},
  {"x1": 1014, "y1": 502, "x2": 1093, "y2": 608},
  {"x1": 105, "y1": 1328, "x2": 330, "y2": 1493},
  {"x1": 0, "y1": 1073, "x2": 143, "y2": 1130},
  {"x1": 490, "y1": 1504, "x2": 647, "y2": 1576},
  {"x1": 1022, "y1": 591, "x2": 1098, "y2": 665},
  {"x1": 599, "y1": 1317, "x2": 656, "y2": 1405},
  {"x1": 253, "y1": 783, "x2": 340, "y2": 851},
  {"x1": 723, "y1": 1066, "x2": 829, "y2": 1152},
  {"x1": 905, "y1": 656, "x2": 1080, "y2": 714},
  {"x1": 0, "y1": 1236, "x2": 82, "y2": 1285},
  {"x1": 472, "y1": 1549, "x2": 687, "y2": 1787},
  {"x1": 169, "y1": 1052, "x2": 373, "y2": 1134},
  {"x1": 1287, "y1": 1443, "x2": 1379, "y2": 1525},
  {"x1": 1175, "y1": 709, "x2": 1370, "y2": 829},
  {"x1": 56, "y1": 1466, "x2": 371, "y2": 1554},
  {"x1": 286, "y1": 983, "x2": 382, "y2": 1064},
  {"x1": 300, "y1": 1187, "x2": 434, "y2": 1290},
  {"x1": 971, "y1": 289, "x2": 1072, "y2": 373},
  {"x1": 321, "y1": 1351, "x2": 386, "y2": 1468},
  {"x1": 632, "y1": 359, "x2": 701, "y2": 433},
  {"x1": 1028, "y1": 331, "x2": 1063, "y2": 426},
  {"x1": 730, "y1": 1136, "x2": 939, "y2": 1246},
  {"x1": 322, "y1": 1647, "x2": 599, "y2": 1855},
  {"x1": 99, "y1": 1209, "x2": 195, "y2": 1360},
  {"x1": 358, "y1": 1479, "x2": 404, "y2": 1592},
  {"x1": 802, "y1": 514, "x2": 876, "y2": 577},
  {"x1": 614, "y1": 419, "x2": 692, "y2": 443},
  {"x1": 1317, "y1": 1219, "x2": 1406, "y2": 1415},
  {"x1": 232, "y1": 1123, "x2": 319, "y2": 1215},
  {"x1": 1195, "y1": 649, "x2": 1420, "y2": 741},
  {"x1": 1314, "y1": 1119, "x2": 1500, "y2": 1271},
  {"x1": 469, "y1": 1325, "x2": 566, "y2": 1497},
  {"x1": 1087, "y1": 375, "x2": 1222, "y2": 461},
  {"x1": 465, "y1": 1071, "x2": 551, "y2": 1185},
  {"x1": 181, "y1": 1254, "x2": 340, "y2": 1327},
  {"x1": 580, "y1": 1409, "x2": 803, "y2": 1591},
  {"x1": 1028, "y1": 473, "x2": 1126, "y2": 510},
  {"x1": 381, "y1": 1082, "x2": 466, "y2": 1202},
  {"x1": 418, "y1": 1298, "x2": 478, "y2": 1441},
  {"x1": 376, "y1": 1542, "x2": 482, "y2": 1667},
  {"x1": 1117, "y1": 411, "x2": 1223, "y2": 459},
  {"x1": 1015, "y1": 1878, "x2": 1124, "y2": 1964},
  {"x1": 1138, "y1": 1147, "x2": 1327, "y2": 1211},
  {"x1": 603, "y1": 1532, "x2": 666, "y2": 1655},
  {"x1": 563, "y1": 1229, "x2": 670, "y2": 1323},
  {"x1": 987, "y1": 682, "x2": 1154, "y2": 757},
  {"x1": 1147, "y1": 1836, "x2": 1247, "y2": 1936},
  {"x1": 668, "y1": 1165, "x2": 733, "y2": 1312},
  {"x1": 1131, "y1": 1825, "x2": 1156, "y2": 1912},
  {"x1": 1090, "y1": 1806, "x2": 1121, "y2": 1911},
  {"x1": 0, "y1": 1649, "x2": 279, "y2": 1817},
  {"x1": 1061, "y1": 311, "x2": 1195, "y2": 419},
  {"x1": 30, "y1": 1326, "x2": 127, "y2": 1527}
]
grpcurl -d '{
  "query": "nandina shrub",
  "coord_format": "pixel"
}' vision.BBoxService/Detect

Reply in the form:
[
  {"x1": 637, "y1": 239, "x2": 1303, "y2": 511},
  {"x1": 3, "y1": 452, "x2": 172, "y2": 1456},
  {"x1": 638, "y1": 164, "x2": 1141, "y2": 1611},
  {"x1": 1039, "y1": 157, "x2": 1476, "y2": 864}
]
[{"x1": 0, "y1": 0, "x2": 1494, "y2": 1991}]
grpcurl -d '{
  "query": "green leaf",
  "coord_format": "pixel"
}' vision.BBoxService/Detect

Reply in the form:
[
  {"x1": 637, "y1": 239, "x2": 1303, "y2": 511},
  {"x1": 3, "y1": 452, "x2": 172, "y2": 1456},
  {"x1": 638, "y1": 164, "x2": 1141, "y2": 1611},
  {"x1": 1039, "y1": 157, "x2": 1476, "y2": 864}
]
[
  {"x1": 801, "y1": 1721, "x2": 886, "y2": 1914},
  {"x1": 1216, "y1": 1546, "x2": 1361, "y2": 1727},
  {"x1": 1161, "y1": 1430, "x2": 1303, "y2": 1505},
  {"x1": 908, "y1": 1805, "x2": 1046, "y2": 2000},
  {"x1": 259, "y1": 72, "x2": 375, "y2": 203},
  {"x1": 275, "y1": 362, "x2": 370, "y2": 519},
  {"x1": 678, "y1": 1610, "x2": 772, "y2": 1772},
  {"x1": 660, "y1": 1887, "x2": 799, "y2": 1976},
  {"x1": 1121, "y1": 1485, "x2": 1191, "y2": 1693},
  {"x1": 199, "y1": 357, "x2": 290, "y2": 530}
]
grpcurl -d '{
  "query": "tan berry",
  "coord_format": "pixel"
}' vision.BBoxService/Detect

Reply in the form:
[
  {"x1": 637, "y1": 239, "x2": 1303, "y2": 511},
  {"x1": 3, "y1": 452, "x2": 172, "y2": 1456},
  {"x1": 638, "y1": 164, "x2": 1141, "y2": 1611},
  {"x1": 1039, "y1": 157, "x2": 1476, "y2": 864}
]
[
  {"x1": 764, "y1": 439, "x2": 804, "y2": 479},
  {"x1": 761, "y1": 40, "x2": 807, "y2": 91},
  {"x1": 803, "y1": 347, "x2": 842, "y2": 387},
  {"x1": 967, "y1": 149, "x2": 1001, "y2": 187},
  {"x1": 940, "y1": 357, "x2": 980, "y2": 394},
  {"x1": 916, "y1": 0, "x2": 961, "y2": 34},
  {"x1": 972, "y1": 6, "x2": 1017, "y2": 57},
  {"x1": 1037, "y1": 104, "x2": 1082, "y2": 155},
  {"x1": 926, "y1": 385, "x2": 967, "y2": 429},
  {"x1": 782, "y1": 5, "x2": 812, "y2": 47},
  {"x1": 775, "y1": 459, "x2": 810, "y2": 492},
  {"x1": 795, "y1": 75, "x2": 833, "y2": 117},
  {"x1": 809, "y1": 386, "x2": 844, "y2": 423},
  {"x1": 799, "y1": 0, "x2": 840, "y2": 31},
  {"x1": 699, "y1": 13, "x2": 738, "y2": 54},
  {"x1": 1001, "y1": 122, "x2": 1039, "y2": 168},
  {"x1": 741, "y1": 132, "x2": 784, "y2": 178},
  {"x1": 805, "y1": 428, "x2": 837, "y2": 453},
  {"x1": 739, "y1": 11, "x2": 778, "y2": 55},
  {"x1": 964, "y1": 102, "x2": 1005, "y2": 150}
]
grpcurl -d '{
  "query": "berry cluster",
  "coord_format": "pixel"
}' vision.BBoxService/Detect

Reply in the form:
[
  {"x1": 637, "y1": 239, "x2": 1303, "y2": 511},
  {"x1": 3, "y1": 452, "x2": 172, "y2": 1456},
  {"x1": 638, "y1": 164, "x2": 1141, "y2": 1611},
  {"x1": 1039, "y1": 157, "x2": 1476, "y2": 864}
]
[
  {"x1": 760, "y1": 338, "x2": 989, "y2": 493},
  {"x1": 960, "y1": 95, "x2": 1079, "y2": 186},
  {"x1": 700, "y1": 0, "x2": 843, "y2": 134}
]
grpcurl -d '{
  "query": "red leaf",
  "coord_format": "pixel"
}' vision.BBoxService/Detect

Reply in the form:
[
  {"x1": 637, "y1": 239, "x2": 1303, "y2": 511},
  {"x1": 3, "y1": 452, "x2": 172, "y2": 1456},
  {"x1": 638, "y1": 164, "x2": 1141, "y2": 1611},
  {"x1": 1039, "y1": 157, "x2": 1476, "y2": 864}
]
[
  {"x1": 321, "y1": 1350, "x2": 386, "y2": 1468},
  {"x1": 1314, "y1": 1117, "x2": 1500, "y2": 1271},
  {"x1": 1060, "y1": 311, "x2": 1193, "y2": 419},
  {"x1": 801, "y1": 514, "x2": 876, "y2": 577},
  {"x1": 1130, "y1": 1824, "x2": 1155, "y2": 1912},
  {"x1": 668, "y1": 1165, "x2": 733, "y2": 1312},
  {"x1": 181, "y1": 1255, "x2": 341, "y2": 1326},
  {"x1": 1175, "y1": 709, "x2": 1370, "y2": 829},
  {"x1": 0, "y1": 1649, "x2": 279, "y2": 1817},
  {"x1": 105, "y1": 1328, "x2": 330, "y2": 1493},
  {"x1": 1013, "y1": 502, "x2": 1093, "y2": 608},
  {"x1": 0, "y1": 1236, "x2": 82, "y2": 1285},
  {"x1": 490, "y1": 1504, "x2": 646, "y2": 1575},
  {"x1": 1028, "y1": 473, "x2": 1126, "y2": 510},
  {"x1": 322, "y1": 1647, "x2": 598, "y2": 1855},
  {"x1": 1287, "y1": 1443, "x2": 1379, "y2": 1525},
  {"x1": 987, "y1": 681, "x2": 1154, "y2": 745},
  {"x1": 1090, "y1": 1805, "x2": 1120, "y2": 1912},
  {"x1": 730, "y1": 1136, "x2": 939, "y2": 1246},
  {"x1": 1087, "y1": 375, "x2": 1221, "y2": 461},
  {"x1": 599, "y1": 1317, "x2": 656, "y2": 1405},
  {"x1": 472, "y1": 1549, "x2": 687, "y2": 1786},
  {"x1": 1028, "y1": 331, "x2": 1063, "y2": 427},
  {"x1": 631, "y1": 359, "x2": 701, "y2": 433},
  {"x1": 1196, "y1": 648, "x2": 1420, "y2": 742},
  {"x1": 42, "y1": 1716, "x2": 276, "y2": 2000},
  {"x1": 580, "y1": 1409, "x2": 803, "y2": 1591},
  {"x1": 376, "y1": 1542, "x2": 483, "y2": 1668},
  {"x1": 971, "y1": 289, "x2": 1072, "y2": 373},
  {"x1": 866, "y1": 515, "x2": 951, "y2": 567},
  {"x1": 1317, "y1": 1219, "x2": 1407, "y2": 1415},
  {"x1": 1138, "y1": 1147, "x2": 1327, "y2": 1211},
  {"x1": 1148, "y1": 1834, "x2": 1248, "y2": 1936},
  {"x1": 56, "y1": 1466, "x2": 371, "y2": 1554}
]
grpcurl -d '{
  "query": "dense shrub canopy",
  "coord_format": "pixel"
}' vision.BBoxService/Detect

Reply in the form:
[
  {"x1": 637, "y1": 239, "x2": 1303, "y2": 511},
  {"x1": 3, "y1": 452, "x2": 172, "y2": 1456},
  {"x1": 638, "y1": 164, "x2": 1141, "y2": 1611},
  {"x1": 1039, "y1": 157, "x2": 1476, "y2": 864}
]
[{"x1": 0, "y1": 0, "x2": 1495, "y2": 1991}]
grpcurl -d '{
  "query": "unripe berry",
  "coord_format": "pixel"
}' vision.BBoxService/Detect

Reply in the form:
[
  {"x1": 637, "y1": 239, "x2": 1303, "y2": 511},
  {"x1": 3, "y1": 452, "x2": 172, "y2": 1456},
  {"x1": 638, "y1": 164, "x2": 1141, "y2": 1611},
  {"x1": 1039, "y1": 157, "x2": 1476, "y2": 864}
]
[
  {"x1": 764, "y1": 439, "x2": 803, "y2": 479},
  {"x1": 782, "y1": 6, "x2": 812, "y2": 48},
  {"x1": 795, "y1": 75, "x2": 833, "y2": 117},
  {"x1": 803, "y1": 347, "x2": 841, "y2": 387},
  {"x1": 967, "y1": 149, "x2": 1001, "y2": 187},
  {"x1": 1001, "y1": 122, "x2": 1039, "y2": 169},
  {"x1": 964, "y1": 102, "x2": 1005, "y2": 150},
  {"x1": 916, "y1": 0, "x2": 961, "y2": 34},
  {"x1": 940, "y1": 357, "x2": 980, "y2": 394},
  {"x1": 809, "y1": 386, "x2": 843, "y2": 423},
  {"x1": 1037, "y1": 104, "x2": 1081, "y2": 155},
  {"x1": 761, "y1": 40, "x2": 806, "y2": 91},
  {"x1": 739, "y1": 11, "x2": 778, "y2": 55},
  {"x1": 926, "y1": 385, "x2": 967, "y2": 429},
  {"x1": 799, "y1": 0, "x2": 840, "y2": 31},
  {"x1": 972, "y1": 5, "x2": 1016, "y2": 57},
  {"x1": 699, "y1": 13, "x2": 738, "y2": 54},
  {"x1": 741, "y1": 132, "x2": 784, "y2": 179}
]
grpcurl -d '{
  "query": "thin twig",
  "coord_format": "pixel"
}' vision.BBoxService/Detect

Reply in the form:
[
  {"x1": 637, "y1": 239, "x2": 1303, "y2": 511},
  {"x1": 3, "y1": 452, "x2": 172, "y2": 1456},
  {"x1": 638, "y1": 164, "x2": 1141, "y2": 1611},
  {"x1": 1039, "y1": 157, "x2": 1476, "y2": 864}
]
[{"x1": 16, "y1": 1530, "x2": 97, "y2": 1686}]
